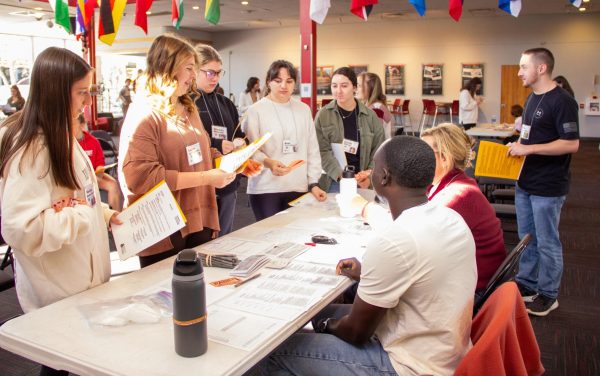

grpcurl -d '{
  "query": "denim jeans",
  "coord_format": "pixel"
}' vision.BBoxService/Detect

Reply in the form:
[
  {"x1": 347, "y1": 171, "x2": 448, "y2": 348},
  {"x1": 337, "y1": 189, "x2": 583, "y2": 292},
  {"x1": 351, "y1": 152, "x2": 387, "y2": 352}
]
[
  {"x1": 328, "y1": 179, "x2": 340, "y2": 193},
  {"x1": 515, "y1": 186, "x2": 566, "y2": 299},
  {"x1": 217, "y1": 190, "x2": 237, "y2": 236},
  {"x1": 257, "y1": 304, "x2": 399, "y2": 376}
]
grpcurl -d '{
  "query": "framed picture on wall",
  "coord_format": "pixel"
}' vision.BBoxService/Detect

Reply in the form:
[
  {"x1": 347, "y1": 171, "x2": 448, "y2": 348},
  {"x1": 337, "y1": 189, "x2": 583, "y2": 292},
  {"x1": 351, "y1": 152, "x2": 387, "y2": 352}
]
[
  {"x1": 384, "y1": 64, "x2": 405, "y2": 95},
  {"x1": 349, "y1": 65, "x2": 368, "y2": 76},
  {"x1": 461, "y1": 63, "x2": 484, "y2": 95},
  {"x1": 422, "y1": 64, "x2": 443, "y2": 95},
  {"x1": 316, "y1": 65, "x2": 334, "y2": 95}
]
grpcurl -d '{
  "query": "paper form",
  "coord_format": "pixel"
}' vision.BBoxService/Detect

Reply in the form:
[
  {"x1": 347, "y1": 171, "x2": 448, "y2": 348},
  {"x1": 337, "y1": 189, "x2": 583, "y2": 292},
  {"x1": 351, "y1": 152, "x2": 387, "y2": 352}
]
[
  {"x1": 331, "y1": 143, "x2": 348, "y2": 170},
  {"x1": 288, "y1": 192, "x2": 338, "y2": 211},
  {"x1": 207, "y1": 306, "x2": 286, "y2": 351},
  {"x1": 295, "y1": 243, "x2": 367, "y2": 266},
  {"x1": 216, "y1": 132, "x2": 272, "y2": 173},
  {"x1": 198, "y1": 237, "x2": 273, "y2": 258},
  {"x1": 136, "y1": 278, "x2": 235, "y2": 306},
  {"x1": 474, "y1": 141, "x2": 525, "y2": 180},
  {"x1": 112, "y1": 181, "x2": 186, "y2": 260}
]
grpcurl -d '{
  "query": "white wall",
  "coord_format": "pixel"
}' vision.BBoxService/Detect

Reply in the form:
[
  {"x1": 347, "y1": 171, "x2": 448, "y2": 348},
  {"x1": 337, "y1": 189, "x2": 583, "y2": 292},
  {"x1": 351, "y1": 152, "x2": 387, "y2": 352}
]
[{"x1": 212, "y1": 13, "x2": 600, "y2": 138}]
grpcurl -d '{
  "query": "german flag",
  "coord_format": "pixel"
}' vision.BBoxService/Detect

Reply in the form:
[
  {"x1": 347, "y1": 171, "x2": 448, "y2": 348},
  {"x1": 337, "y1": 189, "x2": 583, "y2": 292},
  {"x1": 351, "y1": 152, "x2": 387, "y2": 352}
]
[{"x1": 99, "y1": 0, "x2": 127, "y2": 45}]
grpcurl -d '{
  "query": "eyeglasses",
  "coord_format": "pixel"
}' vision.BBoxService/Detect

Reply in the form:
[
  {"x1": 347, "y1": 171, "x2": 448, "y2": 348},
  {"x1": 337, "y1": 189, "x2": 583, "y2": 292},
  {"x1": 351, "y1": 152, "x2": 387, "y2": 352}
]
[{"x1": 199, "y1": 69, "x2": 226, "y2": 79}]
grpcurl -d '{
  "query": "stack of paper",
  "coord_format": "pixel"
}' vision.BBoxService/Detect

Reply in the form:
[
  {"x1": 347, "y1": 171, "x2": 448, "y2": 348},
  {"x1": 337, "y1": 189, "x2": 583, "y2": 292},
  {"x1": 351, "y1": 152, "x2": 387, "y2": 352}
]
[{"x1": 230, "y1": 254, "x2": 270, "y2": 277}]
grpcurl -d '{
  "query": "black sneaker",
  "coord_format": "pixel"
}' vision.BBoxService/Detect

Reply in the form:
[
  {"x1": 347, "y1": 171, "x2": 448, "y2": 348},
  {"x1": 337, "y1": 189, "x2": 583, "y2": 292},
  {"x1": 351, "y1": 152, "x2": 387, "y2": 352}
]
[
  {"x1": 517, "y1": 283, "x2": 538, "y2": 303},
  {"x1": 526, "y1": 295, "x2": 559, "y2": 317}
]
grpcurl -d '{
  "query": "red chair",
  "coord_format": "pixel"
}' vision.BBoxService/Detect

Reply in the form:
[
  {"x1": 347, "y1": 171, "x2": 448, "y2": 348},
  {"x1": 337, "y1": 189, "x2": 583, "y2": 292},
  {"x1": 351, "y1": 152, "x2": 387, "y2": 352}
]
[
  {"x1": 372, "y1": 108, "x2": 385, "y2": 119},
  {"x1": 321, "y1": 98, "x2": 333, "y2": 107},
  {"x1": 452, "y1": 100, "x2": 460, "y2": 124},
  {"x1": 454, "y1": 282, "x2": 545, "y2": 376},
  {"x1": 418, "y1": 99, "x2": 437, "y2": 135}
]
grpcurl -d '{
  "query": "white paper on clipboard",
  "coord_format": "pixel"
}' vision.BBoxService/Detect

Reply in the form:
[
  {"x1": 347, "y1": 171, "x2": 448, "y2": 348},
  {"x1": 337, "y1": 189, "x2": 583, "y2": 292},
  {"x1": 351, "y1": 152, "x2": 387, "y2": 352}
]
[
  {"x1": 331, "y1": 143, "x2": 347, "y2": 169},
  {"x1": 112, "y1": 181, "x2": 186, "y2": 260}
]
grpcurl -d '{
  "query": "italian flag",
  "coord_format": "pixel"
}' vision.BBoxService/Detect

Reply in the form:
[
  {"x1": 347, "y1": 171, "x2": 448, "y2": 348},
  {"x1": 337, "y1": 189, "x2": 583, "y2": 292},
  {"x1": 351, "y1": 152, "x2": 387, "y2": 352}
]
[
  {"x1": 205, "y1": 0, "x2": 220, "y2": 25},
  {"x1": 48, "y1": 0, "x2": 71, "y2": 33},
  {"x1": 172, "y1": 0, "x2": 184, "y2": 29}
]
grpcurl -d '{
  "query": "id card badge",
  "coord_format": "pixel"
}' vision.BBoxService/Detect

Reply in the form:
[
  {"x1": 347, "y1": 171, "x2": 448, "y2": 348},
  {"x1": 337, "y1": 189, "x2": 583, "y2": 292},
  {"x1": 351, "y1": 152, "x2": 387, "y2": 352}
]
[
  {"x1": 84, "y1": 184, "x2": 96, "y2": 207},
  {"x1": 211, "y1": 125, "x2": 227, "y2": 140},
  {"x1": 186, "y1": 143, "x2": 203, "y2": 165},
  {"x1": 282, "y1": 140, "x2": 296, "y2": 154},
  {"x1": 521, "y1": 124, "x2": 531, "y2": 140},
  {"x1": 343, "y1": 138, "x2": 359, "y2": 155}
]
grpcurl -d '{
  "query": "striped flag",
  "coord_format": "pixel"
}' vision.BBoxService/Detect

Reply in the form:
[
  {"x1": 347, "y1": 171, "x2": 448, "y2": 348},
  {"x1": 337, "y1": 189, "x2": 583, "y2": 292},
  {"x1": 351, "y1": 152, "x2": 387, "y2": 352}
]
[
  {"x1": 76, "y1": 0, "x2": 96, "y2": 33},
  {"x1": 570, "y1": 0, "x2": 582, "y2": 7},
  {"x1": 310, "y1": 0, "x2": 331, "y2": 24},
  {"x1": 48, "y1": 0, "x2": 71, "y2": 33},
  {"x1": 449, "y1": 0, "x2": 463, "y2": 22},
  {"x1": 205, "y1": 0, "x2": 220, "y2": 25},
  {"x1": 410, "y1": 0, "x2": 426, "y2": 17},
  {"x1": 498, "y1": 0, "x2": 521, "y2": 17},
  {"x1": 99, "y1": 0, "x2": 127, "y2": 46},
  {"x1": 172, "y1": 0, "x2": 184, "y2": 29},
  {"x1": 350, "y1": 0, "x2": 378, "y2": 21},
  {"x1": 135, "y1": 0, "x2": 153, "y2": 34}
]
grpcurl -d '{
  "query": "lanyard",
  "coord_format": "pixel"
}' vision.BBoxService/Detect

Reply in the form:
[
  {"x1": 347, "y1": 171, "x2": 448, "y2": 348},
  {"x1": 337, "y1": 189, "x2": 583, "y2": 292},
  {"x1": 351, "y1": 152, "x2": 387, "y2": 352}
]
[
  {"x1": 201, "y1": 92, "x2": 226, "y2": 130},
  {"x1": 170, "y1": 112, "x2": 202, "y2": 148},
  {"x1": 524, "y1": 92, "x2": 547, "y2": 127},
  {"x1": 270, "y1": 99, "x2": 299, "y2": 143}
]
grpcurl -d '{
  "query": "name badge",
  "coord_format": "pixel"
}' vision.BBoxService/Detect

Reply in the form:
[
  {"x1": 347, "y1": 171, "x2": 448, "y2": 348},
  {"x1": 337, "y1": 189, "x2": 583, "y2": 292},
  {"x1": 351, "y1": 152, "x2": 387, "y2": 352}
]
[
  {"x1": 211, "y1": 125, "x2": 227, "y2": 140},
  {"x1": 521, "y1": 124, "x2": 531, "y2": 140},
  {"x1": 84, "y1": 184, "x2": 96, "y2": 207},
  {"x1": 282, "y1": 140, "x2": 297, "y2": 154},
  {"x1": 186, "y1": 143, "x2": 203, "y2": 166},
  {"x1": 343, "y1": 138, "x2": 359, "y2": 155}
]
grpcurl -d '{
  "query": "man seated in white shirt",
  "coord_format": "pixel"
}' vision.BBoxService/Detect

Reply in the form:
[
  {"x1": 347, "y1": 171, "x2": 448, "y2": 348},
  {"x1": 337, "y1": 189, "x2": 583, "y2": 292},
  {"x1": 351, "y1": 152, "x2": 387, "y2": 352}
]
[{"x1": 258, "y1": 136, "x2": 478, "y2": 376}]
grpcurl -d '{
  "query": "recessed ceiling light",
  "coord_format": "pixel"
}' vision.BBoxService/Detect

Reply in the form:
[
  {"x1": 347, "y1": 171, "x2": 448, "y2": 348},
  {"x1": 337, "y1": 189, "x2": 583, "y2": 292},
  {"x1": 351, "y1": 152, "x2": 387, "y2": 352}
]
[
  {"x1": 241, "y1": 1, "x2": 249, "y2": 5},
  {"x1": 192, "y1": 6, "x2": 199, "y2": 10},
  {"x1": 579, "y1": 7, "x2": 586, "y2": 11},
  {"x1": 146, "y1": 11, "x2": 152, "y2": 15}
]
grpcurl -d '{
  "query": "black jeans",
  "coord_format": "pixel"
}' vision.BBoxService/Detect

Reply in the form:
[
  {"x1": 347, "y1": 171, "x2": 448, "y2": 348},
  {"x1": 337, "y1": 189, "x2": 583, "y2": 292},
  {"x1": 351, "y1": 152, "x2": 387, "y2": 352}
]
[
  {"x1": 248, "y1": 191, "x2": 305, "y2": 221},
  {"x1": 138, "y1": 228, "x2": 213, "y2": 268}
]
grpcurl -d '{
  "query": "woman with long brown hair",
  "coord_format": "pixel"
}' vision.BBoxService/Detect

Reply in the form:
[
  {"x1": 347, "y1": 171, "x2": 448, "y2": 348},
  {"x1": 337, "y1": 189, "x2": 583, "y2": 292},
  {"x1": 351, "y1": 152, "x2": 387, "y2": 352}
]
[
  {"x1": 4, "y1": 85, "x2": 25, "y2": 114},
  {"x1": 119, "y1": 34, "x2": 235, "y2": 268},
  {"x1": 0, "y1": 47, "x2": 120, "y2": 375},
  {"x1": 459, "y1": 77, "x2": 483, "y2": 130},
  {"x1": 357, "y1": 72, "x2": 393, "y2": 139}
]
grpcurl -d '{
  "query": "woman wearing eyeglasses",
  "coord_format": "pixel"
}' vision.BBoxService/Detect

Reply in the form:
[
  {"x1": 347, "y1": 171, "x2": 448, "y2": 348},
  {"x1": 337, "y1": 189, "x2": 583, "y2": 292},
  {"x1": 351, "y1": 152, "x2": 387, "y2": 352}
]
[
  {"x1": 119, "y1": 34, "x2": 236, "y2": 268},
  {"x1": 244, "y1": 60, "x2": 326, "y2": 221},
  {"x1": 194, "y1": 44, "x2": 246, "y2": 235},
  {"x1": 315, "y1": 67, "x2": 385, "y2": 192}
]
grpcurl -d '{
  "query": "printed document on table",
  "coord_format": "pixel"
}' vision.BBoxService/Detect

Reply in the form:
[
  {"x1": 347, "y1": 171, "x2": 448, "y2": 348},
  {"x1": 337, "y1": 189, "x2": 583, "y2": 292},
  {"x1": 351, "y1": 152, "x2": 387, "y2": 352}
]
[
  {"x1": 331, "y1": 143, "x2": 347, "y2": 170},
  {"x1": 218, "y1": 261, "x2": 345, "y2": 321},
  {"x1": 112, "y1": 181, "x2": 186, "y2": 260},
  {"x1": 198, "y1": 237, "x2": 273, "y2": 258},
  {"x1": 207, "y1": 305, "x2": 286, "y2": 351},
  {"x1": 474, "y1": 141, "x2": 525, "y2": 180},
  {"x1": 216, "y1": 132, "x2": 272, "y2": 173}
]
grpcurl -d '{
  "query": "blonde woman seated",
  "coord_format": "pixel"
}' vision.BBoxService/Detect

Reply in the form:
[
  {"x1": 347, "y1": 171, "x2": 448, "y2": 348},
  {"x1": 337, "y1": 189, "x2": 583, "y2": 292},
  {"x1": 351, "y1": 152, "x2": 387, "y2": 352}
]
[
  {"x1": 357, "y1": 72, "x2": 393, "y2": 139},
  {"x1": 346, "y1": 124, "x2": 506, "y2": 293}
]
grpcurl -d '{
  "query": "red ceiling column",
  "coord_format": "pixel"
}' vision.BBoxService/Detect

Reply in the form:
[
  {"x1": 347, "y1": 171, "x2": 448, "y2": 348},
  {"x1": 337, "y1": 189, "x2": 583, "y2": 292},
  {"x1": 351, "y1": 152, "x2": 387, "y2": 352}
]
[
  {"x1": 87, "y1": 13, "x2": 97, "y2": 130},
  {"x1": 299, "y1": 0, "x2": 317, "y2": 115}
]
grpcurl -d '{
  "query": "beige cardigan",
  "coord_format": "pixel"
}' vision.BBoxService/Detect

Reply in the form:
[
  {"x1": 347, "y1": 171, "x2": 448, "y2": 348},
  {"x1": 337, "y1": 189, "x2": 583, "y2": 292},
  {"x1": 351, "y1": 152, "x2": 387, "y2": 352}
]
[{"x1": 119, "y1": 100, "x2": 219, "y2": 257}]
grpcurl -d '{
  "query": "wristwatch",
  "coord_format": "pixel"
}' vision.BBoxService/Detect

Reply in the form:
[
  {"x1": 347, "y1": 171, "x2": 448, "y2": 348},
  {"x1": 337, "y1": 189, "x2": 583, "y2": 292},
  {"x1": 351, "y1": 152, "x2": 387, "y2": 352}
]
[{"x1": 316, "y1": 317, "x2": 332, "y2": 334}]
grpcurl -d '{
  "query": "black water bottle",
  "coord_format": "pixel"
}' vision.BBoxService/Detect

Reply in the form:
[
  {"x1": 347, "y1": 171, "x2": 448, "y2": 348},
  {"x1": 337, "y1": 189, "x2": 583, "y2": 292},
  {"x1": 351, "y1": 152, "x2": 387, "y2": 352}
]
[{"x1": 172, "y1": 249, "x2": 207, "y2": 357}]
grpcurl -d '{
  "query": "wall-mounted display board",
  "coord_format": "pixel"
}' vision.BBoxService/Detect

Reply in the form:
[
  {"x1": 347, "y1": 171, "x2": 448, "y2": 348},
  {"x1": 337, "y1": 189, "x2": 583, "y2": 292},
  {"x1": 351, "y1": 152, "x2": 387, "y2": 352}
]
[
  {"x1": 384, "y1": 64, "x2": 405, "y2": 95},
  {"x1": 422, "y1": 64, "x2": 443, "y2": 95},
  {"x1": 462, "y1": 63, "x2": 484, "y2": 95}
]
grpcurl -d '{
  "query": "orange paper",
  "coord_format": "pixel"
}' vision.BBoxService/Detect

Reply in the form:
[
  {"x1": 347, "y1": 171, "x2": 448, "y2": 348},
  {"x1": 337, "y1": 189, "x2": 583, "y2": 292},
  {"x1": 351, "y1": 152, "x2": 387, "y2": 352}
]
[{"x1": 287, "y1": 160, "x2": 305, "y2": 170}]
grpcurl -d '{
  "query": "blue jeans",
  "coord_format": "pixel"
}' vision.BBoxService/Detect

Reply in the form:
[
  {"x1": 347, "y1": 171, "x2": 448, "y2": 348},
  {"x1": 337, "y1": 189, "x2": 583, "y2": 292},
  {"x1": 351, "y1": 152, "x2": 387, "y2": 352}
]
[
  {"x1": 217, "y1": 190, "x2": 237, "y2": 236},
  {"x1": 515, "y1": 186, "x2": 566, "y2": 299},
  {"x1": 328, "y1": 180, "x2": 340, "y2": 193},
  {"x1": 257, "y1": 305, "x2": 398, "y2": 376}
]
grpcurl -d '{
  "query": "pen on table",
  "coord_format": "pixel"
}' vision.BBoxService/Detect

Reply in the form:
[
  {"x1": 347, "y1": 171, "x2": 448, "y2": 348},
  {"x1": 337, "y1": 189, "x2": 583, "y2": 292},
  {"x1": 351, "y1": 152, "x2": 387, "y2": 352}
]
[
  {"x1": 234, "y1": 273, "x2": 261, "y2": 288},
  {"x1": 304, "y1": 242, "x2": 316, "y2": 247}
]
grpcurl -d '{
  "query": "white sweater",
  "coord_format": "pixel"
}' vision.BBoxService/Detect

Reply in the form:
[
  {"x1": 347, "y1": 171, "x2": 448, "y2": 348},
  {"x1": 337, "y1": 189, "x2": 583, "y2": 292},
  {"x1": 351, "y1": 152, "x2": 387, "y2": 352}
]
[
  {"x1": 244, "y1": 97, "x2": 322, "y2": 194},
  {"x1": 238, "y1": 91, "x2": 261, "y2": 116},
  {"x1": 459, "y1": 89, "x2": 479, "y2": 125},
  {"x1": 0, "y1": 130, "x2": 114, "y2": 312}
]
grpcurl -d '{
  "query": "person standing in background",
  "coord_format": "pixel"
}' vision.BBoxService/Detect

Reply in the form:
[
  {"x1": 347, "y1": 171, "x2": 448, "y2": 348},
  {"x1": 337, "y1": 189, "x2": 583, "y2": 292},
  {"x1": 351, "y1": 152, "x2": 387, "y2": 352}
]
[
  {"x1": 244, "y1": 60, "x2": 326, "y2": 221},
  {"x1": 356, "y1": 72, "x2": 393, "y2": 139},
  {"x1": 508, "y1": 48, "x2": 579, "y2": 316},
  {"x1": 4, "y1": 85, "x2": 25, "y2": 115},
  {"x1": 118, "y1": 78, "x2": 132, "y2": 117},
  {"x1": 315, "y1": 67, "x2": 385, "y2": 192},
  {"x1": 119, "y1": 34, "x2": 235, "y2": 268},
  {"x1": 238, "y1": 76, "x2": 261, "y2": 115},
  {"x1": 553, "y1": 75, "x2": 575, "y2": 98},
  {"x1": 459, "y1": 77, "x2": 483, "y2": 130},
  {"x1": 194, "y1": 44, "x2": 246, "y2": 235}
]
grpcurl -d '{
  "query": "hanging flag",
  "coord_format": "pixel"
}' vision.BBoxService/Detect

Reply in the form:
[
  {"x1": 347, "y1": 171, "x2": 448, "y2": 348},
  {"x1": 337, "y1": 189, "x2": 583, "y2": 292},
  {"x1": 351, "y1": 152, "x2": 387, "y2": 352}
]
[
  {"x1": 48, "y1": 0, "x2": 71, "y2": 33},
  {"x1": 99, "y1": 0, "x2": 127, "y2": 46},
  {"x1": 498, "y1": 0, "x2": 521, "y2": 17},
  {"x1": 570, "y1": 0, "x2": 582, "y2": 7},
  {"x1": 449, "y1": 0, "x2": 463, "y2": 22},
  {"x1": 75, "y1": 7, "x2": 85, "y2": 35},
  {"x1": 410, "y1": 0, "x2": 426, "y2": 17},
  {"x1": 205, "y1": 0, "x2": 220, "y2": 25},
  {"x1": 135, "y1": 0, "x2": 153, "y2": 34},
  {"x1": 172, "y1": 0, "x2": 184, "y2": 29},
  {"x1": 350, "y1": 0, "x2": 378, "y2": 21},
  {"x1": 310, "y1": 0, "x2": 331, "y2": 24},
  {"x1": 76, "y1": 0, "x2": 96, "y2": 28}
]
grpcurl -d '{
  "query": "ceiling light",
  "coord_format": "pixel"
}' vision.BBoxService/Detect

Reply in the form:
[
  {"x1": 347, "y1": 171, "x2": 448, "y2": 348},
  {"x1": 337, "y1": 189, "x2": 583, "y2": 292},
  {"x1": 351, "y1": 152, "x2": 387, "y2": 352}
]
[
  {"x1": 193, "y1": 5, "x2": 199, "y2": 10},
  {"x1": 241, "y1": 1, "x2": 249, "y2": 5},
  {"x1": 578, "y1": 7, "x2": 586, "y2": 11}
]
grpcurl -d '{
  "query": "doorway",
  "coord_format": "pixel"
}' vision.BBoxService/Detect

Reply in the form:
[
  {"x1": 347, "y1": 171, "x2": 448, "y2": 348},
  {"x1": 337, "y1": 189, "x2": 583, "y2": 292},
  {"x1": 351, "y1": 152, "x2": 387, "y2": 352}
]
[{"x1": 500, "y1": 65, "x2": 531, "y2": 123}]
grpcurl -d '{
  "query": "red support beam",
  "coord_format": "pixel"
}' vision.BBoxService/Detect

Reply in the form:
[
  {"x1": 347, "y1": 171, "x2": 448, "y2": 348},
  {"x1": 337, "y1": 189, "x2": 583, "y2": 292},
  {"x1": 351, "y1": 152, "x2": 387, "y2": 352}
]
[
  {"x1": 88, "y1": 14, "x2": 97, "y2": 130},
  {"x1": 299, "y1": 0, "x2": 317, "y2": 115}
]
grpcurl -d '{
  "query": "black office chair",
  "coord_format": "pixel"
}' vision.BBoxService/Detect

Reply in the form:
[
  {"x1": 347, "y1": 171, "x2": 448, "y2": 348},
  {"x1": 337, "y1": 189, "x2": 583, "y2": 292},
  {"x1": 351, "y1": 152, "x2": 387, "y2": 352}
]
[{"x1": 473, "y1": 233, "x2": 532, "y2": 315}]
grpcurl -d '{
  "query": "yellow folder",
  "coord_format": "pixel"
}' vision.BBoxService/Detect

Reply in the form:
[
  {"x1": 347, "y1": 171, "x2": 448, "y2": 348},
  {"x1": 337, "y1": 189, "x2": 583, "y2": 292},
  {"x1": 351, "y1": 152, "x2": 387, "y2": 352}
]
[{"x1": 474, "y1": 141, "x2": 525, "y2": 180}]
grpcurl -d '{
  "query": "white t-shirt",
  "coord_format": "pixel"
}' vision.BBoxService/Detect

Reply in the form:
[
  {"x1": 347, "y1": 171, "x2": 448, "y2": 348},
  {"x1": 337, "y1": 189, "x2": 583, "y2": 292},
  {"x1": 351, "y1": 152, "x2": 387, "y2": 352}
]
[
  {"x1": 459, "y1": 89, "x2": 479, "y2": 125},
  {"x1": 244, "y1": 97, "x2": 322, "y2": 194},
  {"x1": 357, "y1": 202, "x2": 477, "y2": 376}
]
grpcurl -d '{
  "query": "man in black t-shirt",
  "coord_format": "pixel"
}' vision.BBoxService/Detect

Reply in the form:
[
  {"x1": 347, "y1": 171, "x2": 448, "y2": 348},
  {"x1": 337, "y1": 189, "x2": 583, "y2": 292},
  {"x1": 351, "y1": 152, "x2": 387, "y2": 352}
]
[{"x1": 508, "y1": 48, "x2": 579, "y2": 317}]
